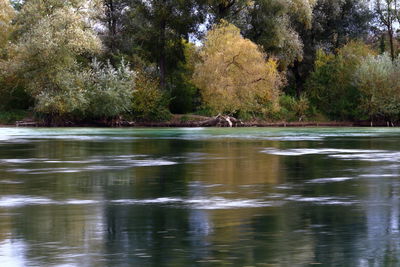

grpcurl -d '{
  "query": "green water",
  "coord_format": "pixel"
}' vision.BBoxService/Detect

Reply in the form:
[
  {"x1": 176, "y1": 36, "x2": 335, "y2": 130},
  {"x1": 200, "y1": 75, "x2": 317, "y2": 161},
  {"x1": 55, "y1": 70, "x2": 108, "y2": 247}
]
[{"x1": 1, "y1": 127, "x2": 400, "y2": 266}]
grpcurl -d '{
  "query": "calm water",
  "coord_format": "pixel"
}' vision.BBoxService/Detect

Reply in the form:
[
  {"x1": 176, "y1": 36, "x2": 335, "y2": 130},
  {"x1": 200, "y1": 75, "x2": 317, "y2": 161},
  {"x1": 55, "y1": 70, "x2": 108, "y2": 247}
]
[{"x1": 1, "y1": 127, "x2": 400, "y2": 266}]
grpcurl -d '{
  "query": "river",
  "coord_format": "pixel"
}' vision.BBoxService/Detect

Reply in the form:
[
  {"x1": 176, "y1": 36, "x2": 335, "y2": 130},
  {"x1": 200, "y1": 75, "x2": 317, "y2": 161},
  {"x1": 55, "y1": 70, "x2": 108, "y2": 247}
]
[{"x1": 0, "y1": 127, "x2": 400, "y2": 266}]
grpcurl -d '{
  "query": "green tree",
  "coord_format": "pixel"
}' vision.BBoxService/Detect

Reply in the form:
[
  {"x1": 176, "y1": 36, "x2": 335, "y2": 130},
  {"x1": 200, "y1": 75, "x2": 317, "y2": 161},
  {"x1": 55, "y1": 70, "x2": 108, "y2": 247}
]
[
  {"x1": 208, "y1": 0, "x2": 316, "y2": 69},
  {"x1": 306, "y1": 41, "x2": 374, "y2": 120},
  {"x1": 7, "y1": 0, "x2": 102, "y2": 117},
  {"x1": 374, "y1": 0, "x2": 399, "y2": 61},
  {"x1": 119, "y1": 0, "x2": 205, "y2": 91},
  {"x1": 289, "y1": 0, "x2": 372, "y2": 97},
  {"x1": 206, "y1": 0, "x2": 251, "y2": 24},
  {"x1": 101, "y1": 0, "x2": 126, "y2": 58},
  {"x1": 169, "y1": 40, "x2": 200, "y2": 114},
  {"x1": 0, "y1": 0, "x2": 15, "y2": 52},
  {"x1": 193, "y1": 21, "x2": 283, "y2": 115}
]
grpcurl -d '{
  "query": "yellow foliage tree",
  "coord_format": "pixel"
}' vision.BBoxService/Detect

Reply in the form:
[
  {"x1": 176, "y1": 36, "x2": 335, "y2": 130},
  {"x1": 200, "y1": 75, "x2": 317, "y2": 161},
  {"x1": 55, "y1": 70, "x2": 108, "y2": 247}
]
[{"x1": 193, "y1": 21, "x2": 283, "y2": 115}]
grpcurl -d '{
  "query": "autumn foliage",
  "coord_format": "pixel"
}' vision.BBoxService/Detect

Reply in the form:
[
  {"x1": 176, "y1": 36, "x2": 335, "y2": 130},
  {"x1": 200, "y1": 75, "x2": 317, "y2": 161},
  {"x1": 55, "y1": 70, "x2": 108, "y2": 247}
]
[{"x1": 193, "y1": 21, "x2": 283, "y2": 116}]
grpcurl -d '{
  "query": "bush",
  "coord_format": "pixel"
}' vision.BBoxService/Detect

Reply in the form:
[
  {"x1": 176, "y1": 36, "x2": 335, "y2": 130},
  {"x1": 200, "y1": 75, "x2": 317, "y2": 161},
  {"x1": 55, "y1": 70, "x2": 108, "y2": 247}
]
[
  {"x1": 34, "y1": 70, "x2": 88, "y2": 117},
  {"x1": 85, "y1": 59, "x2": 135, "y2": 119},
  {"x1": 274, "y1": 95, "x2": 310, "y2": 121},
  {"x1": 131, "y1": 72, "x2": 171, "y2": 121},
  {"x1": 355, "y1": 54, "x2": 400, "y2": 123}
]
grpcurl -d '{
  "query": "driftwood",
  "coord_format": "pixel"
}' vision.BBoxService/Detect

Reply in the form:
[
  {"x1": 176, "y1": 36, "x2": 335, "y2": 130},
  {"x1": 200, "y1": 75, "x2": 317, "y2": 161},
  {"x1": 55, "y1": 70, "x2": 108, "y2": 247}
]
[
  {"x1": 16, "y1": 120, "x2": 38, "y2": 127},
  {"x1": 199, "y1": 114, "x2": 243, "y2": 127}
]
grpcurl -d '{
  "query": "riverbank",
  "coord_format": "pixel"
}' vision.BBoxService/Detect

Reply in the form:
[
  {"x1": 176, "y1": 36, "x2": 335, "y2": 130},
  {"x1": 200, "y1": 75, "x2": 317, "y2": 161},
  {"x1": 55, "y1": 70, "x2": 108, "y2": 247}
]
[{"x1": 0, "y1": 114, "x2": 389, "y2": 127}]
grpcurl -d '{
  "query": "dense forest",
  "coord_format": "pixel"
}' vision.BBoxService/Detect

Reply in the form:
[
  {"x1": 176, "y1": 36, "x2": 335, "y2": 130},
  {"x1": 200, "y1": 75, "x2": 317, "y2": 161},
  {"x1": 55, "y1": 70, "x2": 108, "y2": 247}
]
[{"x1": 0, "y1": 0, "x2": 399, "y2": 126}]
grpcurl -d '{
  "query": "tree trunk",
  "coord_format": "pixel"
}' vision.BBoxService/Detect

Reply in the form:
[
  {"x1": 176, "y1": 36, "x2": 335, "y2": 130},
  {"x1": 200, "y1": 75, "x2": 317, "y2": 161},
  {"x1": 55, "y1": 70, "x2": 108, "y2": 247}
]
[
  {"x1": 217, "y1": 0, "x2": 235, "y2": 20},
  {"x1": 388, "y1": 27, "x2": 395, "y2": 61},
  {"x1": 293, "y1": 60, "x2": 303, "y2": 98},
  {"x1": 105, "y1": 0, "x2": 117, "y2": 54},
  {"x1": 159, "y1": 1, "x2": 167, "y2": 90}
]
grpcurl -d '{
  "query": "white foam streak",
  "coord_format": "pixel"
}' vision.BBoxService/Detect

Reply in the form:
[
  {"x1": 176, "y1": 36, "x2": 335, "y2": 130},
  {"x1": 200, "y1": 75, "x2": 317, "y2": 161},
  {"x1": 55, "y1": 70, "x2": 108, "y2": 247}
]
[
  {"x1": 330, "y1": 152, "x2": 400, "y2": 162},
  {"x1": 0, "y1": 195, "x2": 272, "y2": 209},
  {"x1": 112, "y1": 197, "x2": 271, "y2": 209},
  {"x1": 0, "y1": 196, "x2": 55, "y2": 207},
  {"x1": 261, "y1": 148, "x2": 386, "y2": 156},
  {"x1": 261, "y1": 148, "x2": 400, "y2": 163},
  {"x1": 286, "y1": 195, "x2": 356, "y2": 205},
  {"x1": 306, "y1": 177, "x2": 353, "y2": 184}
]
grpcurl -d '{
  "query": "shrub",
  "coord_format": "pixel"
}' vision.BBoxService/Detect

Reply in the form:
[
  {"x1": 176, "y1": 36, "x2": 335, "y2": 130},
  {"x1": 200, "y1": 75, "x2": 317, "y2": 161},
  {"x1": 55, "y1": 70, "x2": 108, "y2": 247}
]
[
  {"x1": 131, "y1": 72, "x2": 171, "y2": 121},
  {"x1": 355, "y1": 54, "x2": 400, "y2": 123},
  {"x1": 275, "y1": 95, "x2": 310, "y2": 121},
  {"x1": 85, "y1": 59, "x2": 135, "y2": 119},
  {"x1": 34, "y1": 70, "x2": 88, "y2": 117}
]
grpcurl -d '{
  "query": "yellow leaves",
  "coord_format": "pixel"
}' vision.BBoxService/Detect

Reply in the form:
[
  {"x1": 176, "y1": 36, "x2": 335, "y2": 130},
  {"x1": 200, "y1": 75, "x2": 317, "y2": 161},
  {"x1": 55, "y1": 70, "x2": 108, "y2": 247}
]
[
  {"x1": 0, "y1": 0, "x2": 14, "y2": 23},
  {"x1": 314, "y1": 49, "x2": 334, "y2": 68},
  {"x1": 193, "y1": 21, "x2": 283, "y2": 115}
]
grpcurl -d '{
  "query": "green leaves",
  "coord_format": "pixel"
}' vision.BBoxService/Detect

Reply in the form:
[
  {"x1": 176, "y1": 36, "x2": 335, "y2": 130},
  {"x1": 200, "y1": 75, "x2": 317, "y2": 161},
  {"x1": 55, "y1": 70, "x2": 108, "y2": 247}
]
[
  {"x1": 0, "y1": 0, "x2": 15, "y2": 51},
  {"x1": 355, "y1": 54, "x2": 400, "y2": 122},
  {"x1": 6, "y1": 0, "x2": 102, "y2": 116},
  {"x1": 85, "y1": 59, "x2": 135, "y2": 118},
  {"x1": 306, "y1": 42, "x2": 374, "y2": 120}
]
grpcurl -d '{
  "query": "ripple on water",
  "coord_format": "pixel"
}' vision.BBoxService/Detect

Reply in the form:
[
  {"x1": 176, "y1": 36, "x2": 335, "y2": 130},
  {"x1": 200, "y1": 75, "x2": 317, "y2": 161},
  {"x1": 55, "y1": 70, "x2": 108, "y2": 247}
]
[
  {"x1": 286, "y1": 195, "x2": 357, "y2": 206},
  {"x1": 112, "y1": 197, "x2": 273, "y2": 209},
  {"x1": 0, "y1": 196, "x2": 55, "y2": 207},
  {"x1": 4, "y1": 157, "x2": 178, "y2": 174},
  {"x1": 0, "y1": 196, "x2": 274, "y2": 209},
  {"x1": 261, "y1": 148, "x2": 400, "y2": 163},
  {"x1": 0, "y1": 180, "x2": 23, "y2": 184},
  {"x1": 306, "y1": 177, "x2": 353, "y2": 184},
  {"x1": 261, "y1": 148, "x2": 386, "y2": 156},
  {"x1": 329, "y1": 151, "x2": 400, "y2": 162}
]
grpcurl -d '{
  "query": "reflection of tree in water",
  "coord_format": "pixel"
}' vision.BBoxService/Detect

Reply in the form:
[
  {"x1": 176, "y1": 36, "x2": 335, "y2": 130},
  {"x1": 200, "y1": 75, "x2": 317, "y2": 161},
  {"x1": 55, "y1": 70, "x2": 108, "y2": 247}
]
[
  {"x1": 0, "y1": 212, "x2": 12, "y2": 242},
  {"x1": 9, "y1": 204, "x2": 107, "y2": 267},
  {"x1": 187, "y1": 182, "x2": 212, "y2": 260},
  {"x1": 5, "y1": 130, "x2": 400, "y2": 266},
  {"x1": 358, "y1": 175, "x2": 400, "y2": 266},
  {"x1": 188, "y1": 139, "x2": 283, "y2": 185}
]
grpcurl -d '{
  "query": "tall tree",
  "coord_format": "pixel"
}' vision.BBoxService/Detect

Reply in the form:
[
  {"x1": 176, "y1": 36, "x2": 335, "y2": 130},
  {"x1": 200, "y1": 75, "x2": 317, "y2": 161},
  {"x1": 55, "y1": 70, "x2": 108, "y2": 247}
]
[
  {"x1": 206, "y1": 0, "x2": 251, "y2": 24},
  {"x1": 245, "y1": 0, "x2": 316, "y2": 69},
  {"x1": 101, "y1": 0, "x2": 126, "y2": 57},
  {"x1": 205, "y1": 0, "x2": 316, "y2": 69},
  {"x1": 7, "y1": 0, "x2": 102, "y2": 116},
  {"x1": 375, "y1": 0, "x2": 399, "y2": 61},
  {"x1": 289, "y1": 0, "x2": 372, "y2": 97},
  {"x1": 119, "y1": 0, "x2": 205, "y2": 90}
]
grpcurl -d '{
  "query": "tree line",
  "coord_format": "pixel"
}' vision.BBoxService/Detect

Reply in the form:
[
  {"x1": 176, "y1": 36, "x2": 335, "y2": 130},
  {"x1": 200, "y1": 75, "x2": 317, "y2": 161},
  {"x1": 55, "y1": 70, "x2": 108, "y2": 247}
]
[{"x1": 0, "y1": 0, "x2": 399, "y2": 125}]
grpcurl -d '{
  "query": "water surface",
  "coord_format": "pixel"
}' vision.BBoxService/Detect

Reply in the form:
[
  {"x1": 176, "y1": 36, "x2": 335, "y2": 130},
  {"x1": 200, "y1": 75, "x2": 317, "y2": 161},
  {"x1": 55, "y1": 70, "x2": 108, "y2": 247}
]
[{"x1": 1, "y1": 127, "x2": 400, "y2": 266}]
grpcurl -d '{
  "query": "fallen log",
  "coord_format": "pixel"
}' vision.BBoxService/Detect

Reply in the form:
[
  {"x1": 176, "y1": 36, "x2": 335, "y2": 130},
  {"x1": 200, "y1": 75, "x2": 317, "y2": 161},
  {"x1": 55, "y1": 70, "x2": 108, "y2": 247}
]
[{"x1": 199, "y1": 114, "x2": 243, "y2": 127}]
